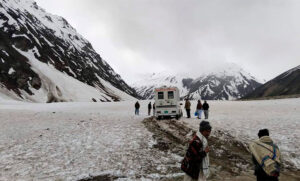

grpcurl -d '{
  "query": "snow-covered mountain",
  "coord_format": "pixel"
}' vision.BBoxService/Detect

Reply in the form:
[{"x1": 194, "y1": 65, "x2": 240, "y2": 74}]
[
  {"x1": 132, "y1": 63, "x2": 262, "y2": 100},
  {"x1": 0, "y1": 0, "x2": 139, "y2": 102},
  {"x1": 243, "y1": 65, "x2": 300, "y2": 99}
]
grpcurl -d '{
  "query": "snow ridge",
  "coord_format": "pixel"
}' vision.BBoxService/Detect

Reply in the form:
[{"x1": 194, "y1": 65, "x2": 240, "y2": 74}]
[{"x1": 133, "y1": 63, "x2": 262, "y2": 100}]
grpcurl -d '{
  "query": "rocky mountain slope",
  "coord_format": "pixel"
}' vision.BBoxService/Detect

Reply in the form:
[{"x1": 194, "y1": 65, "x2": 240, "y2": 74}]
[
  {"x1": 243, "y1": 65, "x2": 300, "y2": 99},
  {"x1": 132, "y1": 63, "x2": 262, "y2": 100},
  {"x1": 0, "y1": 0, "x2": 139, "y2": 102}
]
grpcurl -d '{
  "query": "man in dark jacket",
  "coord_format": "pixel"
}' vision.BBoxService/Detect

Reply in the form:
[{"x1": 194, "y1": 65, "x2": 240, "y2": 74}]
[
  {"x1": 203, "y1": 101, "x2": 209, "y2": 119},
  {"x1": 184, "y1": 99, "x2": 191, "y2": 118},
  {"x1": 135, "y1": 101, "x2": 140, "y2": 115},
  {"x1": 181, "y1": 121, "x2": 212, "y2": 181},
  {"x1": 153, "y1": 103, "x2": 156, "y2": 116},
  {"x1": 148, "y1": 102, "x2": 152, "y2": 116},
  {"x1": 250, "y1": 129, "x2": 281, "y2": 181}
]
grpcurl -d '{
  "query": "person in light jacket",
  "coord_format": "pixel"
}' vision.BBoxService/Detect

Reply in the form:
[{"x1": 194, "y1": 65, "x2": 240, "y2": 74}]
[
  {"x1": 249, "y1": 129, "x2": 281, "y2": 181},
  {"x1": 196, "y1": 100, "x2": 203, "y2": 119}
]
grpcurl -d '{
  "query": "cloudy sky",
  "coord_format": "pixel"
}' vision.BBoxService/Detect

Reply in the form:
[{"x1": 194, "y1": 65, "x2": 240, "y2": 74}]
[{"x1": 35, "y1": 0, "x2": 300, "y2": 83}]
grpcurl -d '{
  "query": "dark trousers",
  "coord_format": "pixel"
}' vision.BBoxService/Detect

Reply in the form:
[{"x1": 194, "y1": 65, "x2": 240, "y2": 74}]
[
  {"x1": 204, "y1": 110, "x2": 209, "y2": 119},
  {"x1": 186, "y1": 109, "x2": 191, "y2": 118},
  {"x1": 135, "y1": 109, "x2": 139, "y2": 115}
]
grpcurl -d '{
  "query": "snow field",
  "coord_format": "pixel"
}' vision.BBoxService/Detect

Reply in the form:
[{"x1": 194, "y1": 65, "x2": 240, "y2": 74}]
[
  {"x1": 0, "y1": 98, "x2": 299, "y2": 181},
  {"x1": 0, "y1": 101, "x2": 181, "y2": 181}
]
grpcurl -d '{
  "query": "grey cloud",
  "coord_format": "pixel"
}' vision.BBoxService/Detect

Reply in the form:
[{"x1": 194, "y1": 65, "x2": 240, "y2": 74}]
[{"x1": 36, "y1": 0, "x2": 300, "y2": 82}]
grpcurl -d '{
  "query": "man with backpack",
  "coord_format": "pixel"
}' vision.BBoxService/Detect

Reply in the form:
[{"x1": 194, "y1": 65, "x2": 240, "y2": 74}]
[
  {"x1": 181, "y1": 121, "x2": 212, "y2": 181},
  {"x1": 249, "y1": 129, "x2": 281, "y2": 181}
]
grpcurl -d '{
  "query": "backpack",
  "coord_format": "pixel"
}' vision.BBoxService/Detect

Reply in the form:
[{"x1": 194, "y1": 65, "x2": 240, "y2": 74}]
[{"x1": 250, "y1": 141, "x2": 281, "y2": 176}]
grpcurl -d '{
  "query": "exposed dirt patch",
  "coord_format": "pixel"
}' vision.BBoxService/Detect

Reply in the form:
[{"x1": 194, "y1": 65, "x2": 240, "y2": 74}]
[
  {"x1": 77, "y1": 174, "x2": 126, "y2": 181},
  {"x1": 142, "y1": 117, "x2": 300, "y2": 181},
  {"x1": 76, "y1": 117, "x2": 300, "y2": 181}
]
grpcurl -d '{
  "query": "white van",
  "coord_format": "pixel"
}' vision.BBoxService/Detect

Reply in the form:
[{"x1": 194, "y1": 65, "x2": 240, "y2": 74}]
[{"x1": 154, "y1": 86, "x2": 183, "y2": 120}]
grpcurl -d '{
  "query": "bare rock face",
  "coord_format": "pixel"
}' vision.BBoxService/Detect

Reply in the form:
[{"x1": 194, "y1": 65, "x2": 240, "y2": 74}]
[
  {"x1": 0, "y1": 0, "x2": 140, "y2": 102},
  {"x1": 243, "y1": 65, "x2": 300, "y2": 99}
]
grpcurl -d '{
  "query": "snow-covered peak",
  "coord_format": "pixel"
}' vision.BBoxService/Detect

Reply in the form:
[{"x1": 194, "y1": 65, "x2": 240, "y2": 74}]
[
  {"x1": 194, "y1": 62, "x2": 261, "y2": 84},
  {"x1": 133, "y1": 71, "x2": 191, "y2": 87},
  {"x1": 132, "y1": 63, "x2": 262, "y2": 100},
  {"x1": 1, "y1": 0, "x2": 89, "y2": 51},
  {"x1": 0, "y1": 0, "x2": 140, "y2": 102}
]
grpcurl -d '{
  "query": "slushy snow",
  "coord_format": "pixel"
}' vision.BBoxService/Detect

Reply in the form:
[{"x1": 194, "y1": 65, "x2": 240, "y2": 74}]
[{"x1": 0, "y1": 98, "x2": 299, "y2": 180}]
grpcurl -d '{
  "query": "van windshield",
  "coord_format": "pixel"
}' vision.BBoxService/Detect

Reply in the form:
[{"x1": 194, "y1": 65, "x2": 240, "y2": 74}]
[
  {"x1": 158, "y1": 92, "x2": 164, "y2": 99},
  {"x1": 168, "y1": 91, "x2": 174, "y2": 99}
]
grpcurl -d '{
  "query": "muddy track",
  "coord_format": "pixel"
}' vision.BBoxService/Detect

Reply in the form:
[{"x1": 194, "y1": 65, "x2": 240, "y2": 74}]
[
  {"x1": 77, "y1": 117, "x2": 300, "y2": 181},
  {"x1": 142, "y1": 117, "x2": 300, "y2": 181}
]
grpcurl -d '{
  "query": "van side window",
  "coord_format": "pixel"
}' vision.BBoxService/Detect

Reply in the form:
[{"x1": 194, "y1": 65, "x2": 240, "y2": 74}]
[
  {"x1": 158, "y1": 92, "x2": 164, "y2": 99},
  {"x1": 168, "y1": 91, "x2": 174, "y2": 99}
]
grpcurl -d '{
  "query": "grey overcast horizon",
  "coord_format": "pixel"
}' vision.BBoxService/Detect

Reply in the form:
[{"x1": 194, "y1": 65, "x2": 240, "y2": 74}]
[{"x1": 35, "y1": 0, "x2": 300, "y2": 83}]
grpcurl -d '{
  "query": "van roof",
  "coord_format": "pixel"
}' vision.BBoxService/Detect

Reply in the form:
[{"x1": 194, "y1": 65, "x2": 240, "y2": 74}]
[{"x1": 155, "y1": 87, "x2": 178, "y2": 92}]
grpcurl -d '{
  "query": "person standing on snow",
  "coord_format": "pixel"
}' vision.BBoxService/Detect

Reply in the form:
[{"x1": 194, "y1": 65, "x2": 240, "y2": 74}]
[
  {"x1": 203, "y1": 101, "x2": 209, "y2": 119},
  {"x1": 181, "y1": 121, "x2": 212, "y2": 181},
  {"x1": 196, "y1": 100, "x2": 203, "y2": 119},
  {"x1": 185, "y1": 99, "x2": 191, "y2": 118},
  {"x1": 148, "y1": 102, "x2": 152, "y2": 116},
  {"x1": 153, "y1": 103, "x2": 156, "y2": 116},
  {"x1": 249, "y1": 129, "x2": 281, "y2": 181},
  {"x1": 135, "y1": 101, "x2": 140, "y2": 115}
]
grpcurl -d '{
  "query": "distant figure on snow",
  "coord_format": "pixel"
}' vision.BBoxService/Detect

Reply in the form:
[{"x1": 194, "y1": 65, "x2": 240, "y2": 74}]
[
  {"x1": 203, "y1": 101, "x2": 209, "y2": 119},
  {"x1": 148, "y1": 102, "x2": 152, "y2": 116},
  {"x1": 181, "y1": 121, "x2": 212, "y2": 181},
  {"x1": 184, "y1": 99, "x2": 191, "y2": 118},
  {"x1": 249, "y1": 129, "x2": 281, "y2": 181},
  {"x1": 135, "y1": 101, "x2": 140, "y2": 115},
  {"x1": 153, "y1": 103, "x2": 156, "y2": 116},
  {"x1": 196, "y1": 100, "x2": 203, "y2": 119}
]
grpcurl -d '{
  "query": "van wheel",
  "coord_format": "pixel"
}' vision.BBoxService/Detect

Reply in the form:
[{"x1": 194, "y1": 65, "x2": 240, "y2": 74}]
[{"x1": 176, "y1": 115, "x2": 179, "y2": 120}]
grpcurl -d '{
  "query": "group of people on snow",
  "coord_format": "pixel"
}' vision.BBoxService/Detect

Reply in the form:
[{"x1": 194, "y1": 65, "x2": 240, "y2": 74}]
[
  {"x1": 182, "y1": 121, "x2": 281, "y2": 181},
  {"x1": 134, "y1": 101, "x2": 155, "y2": 116},
  {"x1": 134, "y1": 101, "x2": 282, "y2": 181},
  {"x1": 148, "y1": 102, "x2": 155, "y2": 116},
  {"x1": 184, "y1": 99, "x2": 210, "y2": 119},
  {"x1": 135, "y1": 99, "x2": 209, "y2": 119}
]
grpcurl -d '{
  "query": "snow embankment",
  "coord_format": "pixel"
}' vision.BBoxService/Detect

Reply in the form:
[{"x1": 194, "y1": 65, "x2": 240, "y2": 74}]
[{"x1": 10, "y1": 47, "x2": 135, "y2": 102}]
